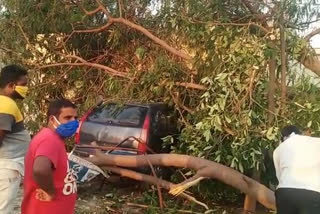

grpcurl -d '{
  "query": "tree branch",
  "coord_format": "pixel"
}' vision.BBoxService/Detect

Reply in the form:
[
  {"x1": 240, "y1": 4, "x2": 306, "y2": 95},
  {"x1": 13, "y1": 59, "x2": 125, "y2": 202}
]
[
  {"x1": 112, "y1": 17, "x2": 192, "y2": 60},
  {"x1": 301, "y1": 55, "x2": 320, "y2": 75},
  {"x1": 305, "y1": 28, "x2": 320, "y2": 41},
  {"x1": 171, "y1": 91, "x2": 195, "y2": 114},
  {"x1": 61, "y1": 55, "x2": 132, "y2": 79},
  {"x1": 241, "y1": 0, "x2": 258, "y2": 14},
  {"x1": 76, "y1": 0, "x2": 192, "y2": 61},
  {"x1": 175, "y1": 82, "x2": 207, "y2": 90},
  {"x1": 280, "y1": 15, "x2": 287, "y2": 112},
  {"x1": 78, "y1": 3, "x2": 102, "y2": 16},
  {"x1": 103, "y1": 166, "x2": 208, "y2": 209},
  {"x1": 210, "y1": 22, "x2": 270, "y2": 34},
  {"x1": 117, "y1": 0, "x2": 123, "y2": 18},
  {"x1": 95, "y1": 0, "x2": 112, "y2": 18},
  {"x1": 267, "y1": 50, "x2": 276, "y2": 125},
  {"x1": 87, "y1": 153, "x2": 276, "y2": 210},
  {"x1": 38, "y1": 61, "x2": 131, "y2": 79},
  {"x1": 74, "y1": 21, "x2": 113, "y2": 33},
  {"x1": 126, "y1": 203, "x2": 203, "y2": 214},
  {"x1": 16, "y1": 21, "x2": 40, "y2": 55},
  {"x1": 180, "y1": 15, "x2": 270, "y2": 35},
  {"x1": 17, "y1": 22, "x2": 32, "y2": 47},
  {"x1": 298, "y1": 18, "x2": 320, "y2": 27},
  {"x1": 240, "y1": 0, "x2": 268, "y2": 21},
  {"x1": 145, "y1": 155, "x2": 164, "y2": 209}
]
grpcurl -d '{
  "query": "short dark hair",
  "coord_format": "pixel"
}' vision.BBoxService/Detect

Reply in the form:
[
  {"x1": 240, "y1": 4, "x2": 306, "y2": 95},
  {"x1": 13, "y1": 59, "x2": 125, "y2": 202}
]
[
  {"x1": 281, "y1": 125, "x2": 301, "y2": 141},
  {"x1": 47, "y1": 99, "x2": 77, "y2": 122},
  {"x1": 0, "y1": 65, "x2": 27, "y2": 88}
]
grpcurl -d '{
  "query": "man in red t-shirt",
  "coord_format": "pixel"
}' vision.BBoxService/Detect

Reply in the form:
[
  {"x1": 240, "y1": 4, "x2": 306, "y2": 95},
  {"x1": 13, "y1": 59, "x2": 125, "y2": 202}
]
[{"x1": 22, "y1": 99, "x2": 79, "y2": 214}]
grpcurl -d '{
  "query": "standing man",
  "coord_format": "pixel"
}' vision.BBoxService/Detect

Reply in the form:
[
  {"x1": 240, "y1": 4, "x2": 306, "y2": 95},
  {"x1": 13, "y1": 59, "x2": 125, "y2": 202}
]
[
  {"x1": 0, "y1": 65, "x2": 30, "y2": 213},
  {"x1": 274, "y1": 125, "x2": 320, "y2": 214},
  {"x1": 22, "y1": 99, "x2": 79, "y2": 214}
]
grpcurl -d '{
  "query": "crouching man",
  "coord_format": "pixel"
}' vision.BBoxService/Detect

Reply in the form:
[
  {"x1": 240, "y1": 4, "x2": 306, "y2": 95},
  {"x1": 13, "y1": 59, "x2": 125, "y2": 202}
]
[{"x1": 274, "y1": 125, "x2": 320, "y2": 214}]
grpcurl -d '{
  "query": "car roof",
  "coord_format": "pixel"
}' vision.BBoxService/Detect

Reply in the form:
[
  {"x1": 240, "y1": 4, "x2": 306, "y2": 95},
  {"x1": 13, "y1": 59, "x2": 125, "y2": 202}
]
[{"x1": 101, "y1": 102, "x2": 168, "y2": 108}]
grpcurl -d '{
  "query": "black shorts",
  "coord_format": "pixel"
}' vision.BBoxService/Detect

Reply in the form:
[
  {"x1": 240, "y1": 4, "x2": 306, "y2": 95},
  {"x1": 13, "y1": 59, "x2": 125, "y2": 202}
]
[{"x1": 276, "y1": 188, "x2": 320, "y2": 214}]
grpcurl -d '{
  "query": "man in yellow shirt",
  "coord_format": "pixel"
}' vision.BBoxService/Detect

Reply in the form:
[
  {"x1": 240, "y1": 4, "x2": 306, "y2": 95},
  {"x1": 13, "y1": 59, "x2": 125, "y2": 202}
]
[{"x1": 0, "y1": 65, "x2": 30, "y2": 213}]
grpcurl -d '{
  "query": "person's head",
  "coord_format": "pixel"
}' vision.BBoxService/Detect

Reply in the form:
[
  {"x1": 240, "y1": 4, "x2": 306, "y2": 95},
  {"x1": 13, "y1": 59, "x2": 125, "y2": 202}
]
[
  {"x1": 47, "y1": 99, "x2": 78, "y2": 138},
  {"x1": 280, "y1": 125, "x2": 301, "y2": 141},
  {"x1": 0, "y1": 64, "x2": 28, "y2": 99}
]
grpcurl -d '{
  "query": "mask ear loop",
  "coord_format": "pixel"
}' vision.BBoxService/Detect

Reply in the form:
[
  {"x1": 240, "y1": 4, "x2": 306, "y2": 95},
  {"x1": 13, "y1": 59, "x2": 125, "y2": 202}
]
[
  {"x1": 68, "y1": 147, "x2": 76, "y2": 158},
  {"x1": 53, "y1": 116, "x2": 61, "y2": 125},
  {"x1": 53, "y1": 116, "x2": 61, "y2": 129}
]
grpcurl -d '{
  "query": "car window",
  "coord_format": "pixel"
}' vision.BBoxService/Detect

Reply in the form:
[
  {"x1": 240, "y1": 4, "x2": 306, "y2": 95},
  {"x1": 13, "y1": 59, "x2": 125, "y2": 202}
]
[{"x1": 87, "y1": 104, "x2": 148, "y2": 127}]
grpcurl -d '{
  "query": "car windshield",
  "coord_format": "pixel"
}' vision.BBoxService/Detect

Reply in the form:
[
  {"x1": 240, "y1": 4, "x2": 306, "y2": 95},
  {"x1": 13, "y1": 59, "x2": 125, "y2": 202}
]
[{"x1": 87, "y1": 104, "x2": 148, "y2": 127}]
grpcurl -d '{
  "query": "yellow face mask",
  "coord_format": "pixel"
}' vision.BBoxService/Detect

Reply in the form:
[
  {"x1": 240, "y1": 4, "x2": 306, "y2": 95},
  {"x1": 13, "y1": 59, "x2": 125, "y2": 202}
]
[{"x1": 15, "y1": 86, "x2": 29, "y2": 98}]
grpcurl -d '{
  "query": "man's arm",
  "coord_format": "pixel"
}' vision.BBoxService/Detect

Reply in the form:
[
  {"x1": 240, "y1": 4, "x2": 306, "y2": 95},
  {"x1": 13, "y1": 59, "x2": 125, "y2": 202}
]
[
  {"x1": 273, "y1": 149, "x2": 280, "y2": 182},
  {"x1": 0, "y1": 130, "x2": 5, "y2": 147},
  {"x1": 33, "y1": 156, "x2": 55, "y2": 197},
  {"x1": 0, "y1": 114, "x2": 15, "y2": 146}
]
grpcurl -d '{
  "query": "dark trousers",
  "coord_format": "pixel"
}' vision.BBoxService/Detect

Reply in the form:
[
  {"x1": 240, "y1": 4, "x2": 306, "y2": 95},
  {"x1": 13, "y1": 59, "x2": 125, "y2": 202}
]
[{"x1": 276, "y1": 188, "x2": 320, "y2": 214}]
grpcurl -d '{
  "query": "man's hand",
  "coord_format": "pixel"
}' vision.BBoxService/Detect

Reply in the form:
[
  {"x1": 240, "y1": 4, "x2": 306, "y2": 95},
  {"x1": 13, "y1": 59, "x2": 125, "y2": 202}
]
[{"x1": 35, "y1": 188, "x2": 54, "y2": 201}]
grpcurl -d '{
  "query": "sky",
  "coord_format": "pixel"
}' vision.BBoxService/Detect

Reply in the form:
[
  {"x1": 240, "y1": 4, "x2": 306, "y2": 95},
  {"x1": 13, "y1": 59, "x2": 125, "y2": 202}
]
[
  {"x1": 306, "y1": 21, "x2": 320, "y2": 48},
  {"x1": 311, "y1": 35, "x2": 320, "y2": 48}
]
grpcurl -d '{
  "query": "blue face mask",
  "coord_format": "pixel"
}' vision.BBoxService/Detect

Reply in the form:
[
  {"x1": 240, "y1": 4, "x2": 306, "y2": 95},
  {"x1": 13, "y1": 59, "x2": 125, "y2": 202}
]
[{"x1": 53, "y1": 116, "x2": 79, "y2": 138}]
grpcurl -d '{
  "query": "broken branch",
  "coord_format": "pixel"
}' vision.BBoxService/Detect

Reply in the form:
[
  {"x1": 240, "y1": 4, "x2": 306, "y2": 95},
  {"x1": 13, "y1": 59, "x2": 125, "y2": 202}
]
[
  {"x1": 126, "y1": 203, "x2": 203, "y2": 214},
  {"x1": 175, "y1": 82, "x2": 207, "y2": 90},
  {"x1": 103, "y1": 166, "x2": 209, "y2": 209},
  {"x1": 89, "y1": 154, "x2": 276, "y2": 210}
]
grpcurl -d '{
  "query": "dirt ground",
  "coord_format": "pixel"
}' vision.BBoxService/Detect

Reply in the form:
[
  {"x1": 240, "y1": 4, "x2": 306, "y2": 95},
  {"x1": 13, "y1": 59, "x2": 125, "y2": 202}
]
[
  {"x1": 13, "y1": 178, "x2": 274, "y2": 214},
  {"x1": 74, "y1": 177, "x2": 274, "y2": 214}
]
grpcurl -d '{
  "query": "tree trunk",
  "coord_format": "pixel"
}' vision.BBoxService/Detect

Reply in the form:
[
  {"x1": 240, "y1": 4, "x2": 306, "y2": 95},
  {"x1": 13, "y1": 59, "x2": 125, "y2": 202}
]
[
  {"x1": 243, "y1": 170, "x2": 261, "y2": 213},
  {"x1": 87, "y1": 153, "x2": 276, "y2": 210},
  {"x1": 280, "y1": 14, "x2": 287, "y2": 113},
  {"x1": 301, "y1": 55, "x2": 320, "y2": 75},
  {"x1": 268, "y1": 51, "x2": 277, "y2": 125}
]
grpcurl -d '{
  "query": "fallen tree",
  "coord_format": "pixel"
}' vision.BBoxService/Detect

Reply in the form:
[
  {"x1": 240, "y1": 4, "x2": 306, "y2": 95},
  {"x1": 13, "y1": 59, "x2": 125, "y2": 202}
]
[
  {"x1": 86, "y1": 152, "x2": 276, "y2": 210},
  {"x1": 3, "y1": 0, "x2": 319, "y2": 211}
]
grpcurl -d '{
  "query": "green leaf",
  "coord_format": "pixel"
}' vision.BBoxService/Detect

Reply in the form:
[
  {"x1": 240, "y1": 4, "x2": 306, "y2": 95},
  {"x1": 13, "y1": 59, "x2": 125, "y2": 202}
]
[
  {"x1": 231, "y1": 158, "x2": 236, "y2": 168},
  {"x1": 238, "y1": 162, "x2": 244, "y2": 173},
  {"x1": 266, "y1": 127, "x2": 276, "y2": 140},
  {"x1": 203, "y1": 130, "x2": 212, "y2": 142},
  {"x1": 204, "y1": 145, "x2": 213, "y2": 151},
  {"x1": 225, "y1": 116, "x2": 232, "y2": 123},
  {"x1": 135, "y1": 47, "x2": 146, "y2": 60}
]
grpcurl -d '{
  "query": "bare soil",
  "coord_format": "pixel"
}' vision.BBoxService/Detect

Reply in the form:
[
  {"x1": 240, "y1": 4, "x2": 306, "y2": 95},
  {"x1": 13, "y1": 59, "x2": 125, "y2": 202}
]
[{"x1": 13, "y1": 178, "x2": 274, "y2": 214}]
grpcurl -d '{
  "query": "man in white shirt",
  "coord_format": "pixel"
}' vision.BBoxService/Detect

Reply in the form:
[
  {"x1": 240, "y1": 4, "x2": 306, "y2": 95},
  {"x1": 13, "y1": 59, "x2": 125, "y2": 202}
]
[{"x1": 273, "y1": 125, "x2": 320, "y2": 214}]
